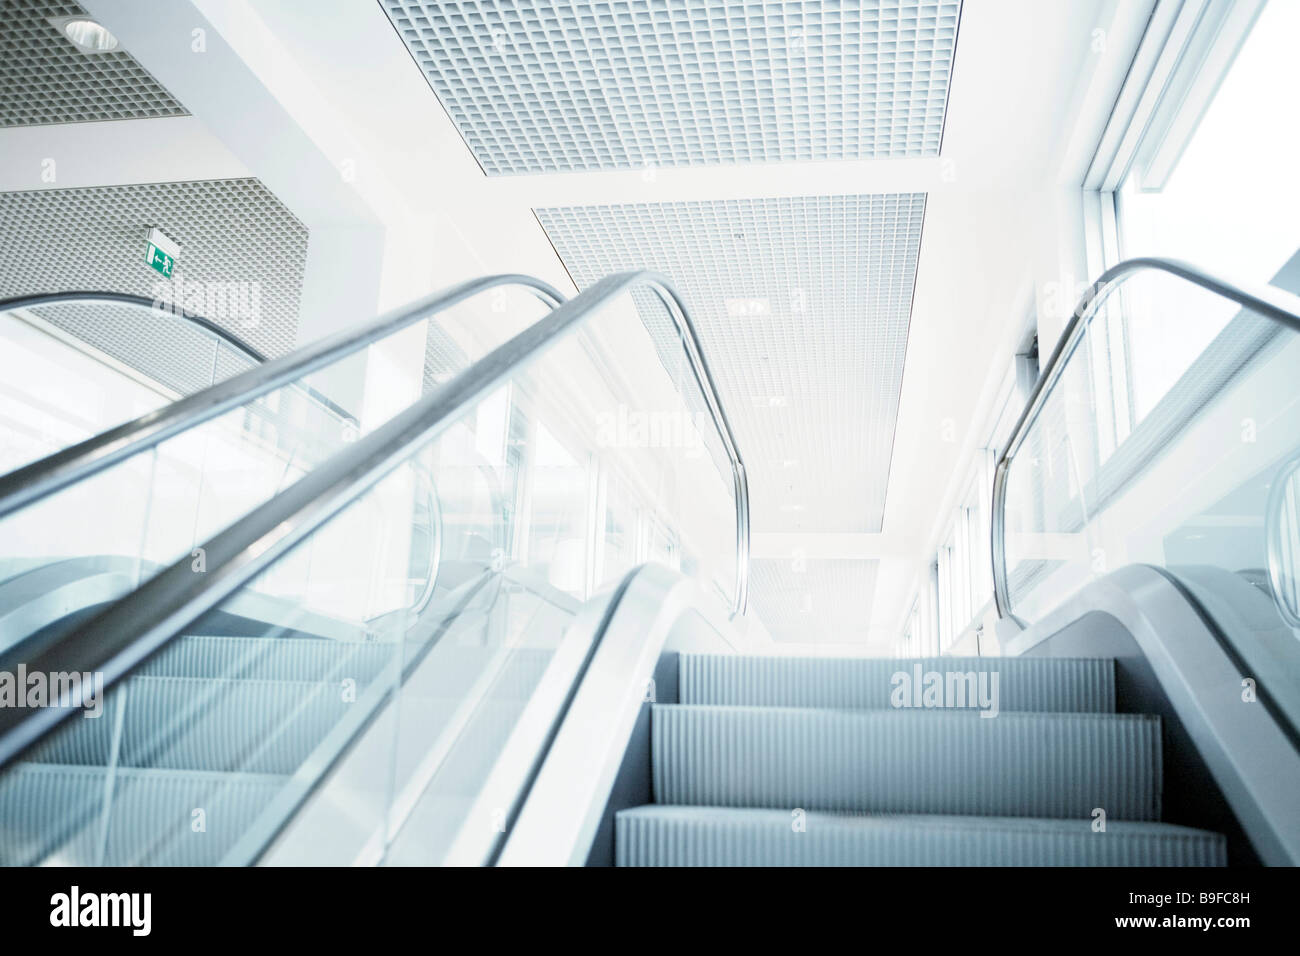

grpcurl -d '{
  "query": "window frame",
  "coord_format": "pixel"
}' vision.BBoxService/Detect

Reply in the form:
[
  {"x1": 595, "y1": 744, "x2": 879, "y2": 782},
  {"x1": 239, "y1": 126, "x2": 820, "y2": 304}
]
[{"x1": 1075, "y1": 0, "x2": 1267, "y2": 466}]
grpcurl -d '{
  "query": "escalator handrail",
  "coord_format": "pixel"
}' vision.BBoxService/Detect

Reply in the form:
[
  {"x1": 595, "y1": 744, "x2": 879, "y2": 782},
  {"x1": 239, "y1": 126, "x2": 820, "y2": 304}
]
[
  {"x1": 1, "y1": 289, "x2": 272, "y2": 362},
  {"x1": 0, "y1": 270, "x2": 748, "y2": 771},
  {"x1": 486, "y1": 562, "x2": 738, "y2": 866},
  {"x1": 1265, "y1": 452, "x2": 1300, "y2": 628},
  {"x1": 407, "y1": 459, "x2": 444, "y2": 618},
  {"x1": 0, "y1": 275, "x2": 566, "y2": 520},
  {"x1": 991, "y1": 256, "x2": 1300, "y2": 623},
  {"x1": 3, "y1": 290, "x2": 455, "y2": 632},
  {"x1": 1, "y1": 288, "x2": 358, "y2": 437}
]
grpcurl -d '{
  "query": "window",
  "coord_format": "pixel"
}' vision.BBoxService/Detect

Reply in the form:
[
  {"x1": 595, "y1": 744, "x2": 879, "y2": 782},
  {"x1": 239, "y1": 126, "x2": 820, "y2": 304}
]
[
  {"x1": 936, "y1": 472, "x2": 992, "y2": 648},
  {"x1": 646, "y1": 514, "x2": 680, "y2": 569},
  {"x1": 994, "y1": 0, "x2": 1300, "y2": 627},
  {"x1": 897, "y1": 564, "x2": 941, "y2": 657},
  {"x1": 598, "y1": 465, "x2": 638, "y2": 588},
  {"x1": 1116, "y1": 0, "x2": 1300, "y2": 286},
  {"x1": 902, "y1": 345, "x2": 1030, "y2": 652},
  {"x1": 524, "y1": 421, "x2": 590, "y2": 595},
  {"x1": 1088, "y1": 0, "x2": 1300, "y2": 435}
]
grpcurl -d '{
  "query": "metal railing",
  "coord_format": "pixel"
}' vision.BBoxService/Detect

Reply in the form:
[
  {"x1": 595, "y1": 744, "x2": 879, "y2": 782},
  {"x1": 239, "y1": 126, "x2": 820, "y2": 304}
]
[
  {"x1": 0, "y1": 275, "x2": 566, "y2": 519},
  {"x1": 990, "y1": 256, "x2": 1300, "y2": 625},
  {"x1": 406, "y1": 460, "x2": 444, "y2": 618},
  {"x1": 2, "y1": 289, "x2": 361, "y2": 445},
  {"x1": 1, "y1": 288, "x2": 273, "y2": 360},
  {"x1": 0, "y1": 270, "x2": 748, "y2": 770},
  {"x1": 1266, "y1": 452, "x2": 1300, "y2": 629},
  {"x1": 0, "y1": 287, "x2": 499, "y2": 631}
]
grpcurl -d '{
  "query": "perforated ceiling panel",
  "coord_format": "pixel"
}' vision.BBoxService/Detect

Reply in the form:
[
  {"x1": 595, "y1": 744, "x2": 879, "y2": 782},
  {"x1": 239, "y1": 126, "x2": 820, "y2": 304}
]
[
  {"x1": 26, "y1": 302, "x2": 257, "y2": 397},
  {"x1": 537, "y1": 194, "x2": 925, "y2": 533},
  {"x1": 0, "y1": 0, "x2": 188, "y2": 127},
  {"x1": 750, "y1": 558, "x2": 878, "y2": 642},
  {"x1": 0, "y1": 178, "x2": 309, "y2": 361},
  {"x1": 422, "y1": 322, "x2": 470, "y2": 391},
  {"x1": 382, "y1": 0, "x2": 961, "y2": 174}
]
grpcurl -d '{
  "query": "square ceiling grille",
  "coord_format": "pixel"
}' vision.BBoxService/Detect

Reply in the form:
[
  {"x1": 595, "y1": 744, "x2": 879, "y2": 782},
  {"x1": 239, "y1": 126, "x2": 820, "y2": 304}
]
[
  {"x1": 382, "y1": 0, "x2": 961, "y2": 174},
  {"x1": 750, "y1": 557, "x2": 878, "y2": 642},
  {"x1": 0, "y1": 178, "x2": 309, "y2": 363},
  {"x1": 537, "y1": 194, "x2": 925, "y2": 533},
  {"x1": 422, "y1": 322, "x2": 471, "y2": 392},
  {"x1": 20, "y1": 303, "x2": 346, "y2": 472},
  {"x1": 0, "y1": 0, "x2": 188, "y2": 127},
  {"x1": 26, "y1": 302, "x2": 257, "y2": 397}
]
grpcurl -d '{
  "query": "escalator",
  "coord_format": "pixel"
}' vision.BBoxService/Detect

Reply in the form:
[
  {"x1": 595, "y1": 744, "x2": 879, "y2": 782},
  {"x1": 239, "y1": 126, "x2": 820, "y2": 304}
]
[
  {"x1": 1, "y1": 257, "x2": 1298, "y2": 868},
  {"x1": 981, "y1": 258, "x2": 1300, "y2": 866},
  {"x1": 0, "y1": 274, "x2": 575, "y2": 863},
  {"x1": 0, "y1": 269, "x2": 747, "y2": 866},
  {"x1": 0, "y1": 290, "x2": 347, "y2": 645},
  {"x1": 494, "y1": 258, "x2": 1300, "y2": 868},
  {"x1": 1, "y1": 289, "x2": 284, "y2": 475},
  {"x1": 0, "y1": 280, "x2": 565, "y2": 647}
]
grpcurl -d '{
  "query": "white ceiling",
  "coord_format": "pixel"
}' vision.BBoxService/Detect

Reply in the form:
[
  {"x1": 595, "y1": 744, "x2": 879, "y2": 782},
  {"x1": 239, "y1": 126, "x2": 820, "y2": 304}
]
[
  {"x1": 0, "y1": 177, "x2": 309, "y2": 358},
  {"x1": 751, "y1": 557, "x2": 880, "y2": 643},
  {"x1": 536, "y1": 193, "x2": 925, "y2": 534},
  {"x1": 0, "y1": 0, "x2": 187, "y2": 127},
  {"x1": 7, "y1": 0, "x2": 1151, "y2": 647},
  {"x1": 381, "y1": 0, "x2": 960, "y2": 173}
]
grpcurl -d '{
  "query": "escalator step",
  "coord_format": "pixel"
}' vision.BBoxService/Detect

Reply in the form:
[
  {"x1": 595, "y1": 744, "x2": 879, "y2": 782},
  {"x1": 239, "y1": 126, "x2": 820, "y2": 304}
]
[
  {"x1": 25, "y1": 676, "x2": 351, "y2": 775},
  {"x1": 652, "y1": 705, "x2": 1162, "y2": 820},
  {"x1": 0, "y1": 763, "x2": 287, "y2": 866},
  {"x1": 138, "y1": 635, "x2": 395, "y2": 685},
  {"x1": 615, "y1": 806, "x2": 1225, "y2": 866},
  {"x1": 22, "y1": 643, "x2": 559, "y2": 784},
  {"x1": 678, "y1": 654, "x2": 1115, "y2": 712}
]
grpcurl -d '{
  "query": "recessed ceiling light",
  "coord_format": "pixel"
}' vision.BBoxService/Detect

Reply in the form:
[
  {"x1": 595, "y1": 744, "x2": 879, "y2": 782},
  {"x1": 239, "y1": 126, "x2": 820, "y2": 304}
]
[
  {"x1": 54, "y1": 17, "x2": 120, "y2": 53},
  {"x1": 724, "y1": 297, "x2": 770, "y2": 317}
]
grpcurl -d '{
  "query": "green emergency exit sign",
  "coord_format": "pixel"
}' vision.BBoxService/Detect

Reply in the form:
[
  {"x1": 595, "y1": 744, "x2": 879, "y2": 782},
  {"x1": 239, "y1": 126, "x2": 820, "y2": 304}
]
[
  {"x1": 145, "y1": 243, "x2": 174, "y2": 277},
  {"x1": 145, "y1": 227, "x2": 179, "y2": 278}
]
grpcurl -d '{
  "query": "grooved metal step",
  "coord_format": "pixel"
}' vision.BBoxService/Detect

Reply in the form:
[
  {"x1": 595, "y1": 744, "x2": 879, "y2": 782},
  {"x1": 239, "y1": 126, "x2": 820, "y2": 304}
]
[
  {"x1": 652, "y1": 705, "x2": 1162, "y2": 820},
  {"x1": 2, "y1": 629, "x2": 561, "y2": 864},
  {"x1": 25, "y1": 676, "x2": 351, "y2": 775},
  {"x1": 24, "y1": 644, "x2": 560, "y2": 777},
  {"x1": 0, "y1": 763, "x2": 287, "y2": 866},
  {"x1": 138, "y1": 635, "x2": 394, "y2": 685},
  {"x1": 615, "y1": 806, "x2": 1226, "y2": 867},
  {"x1": 678, "y1": 655, "x2": 1115, "y2": 712}
]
